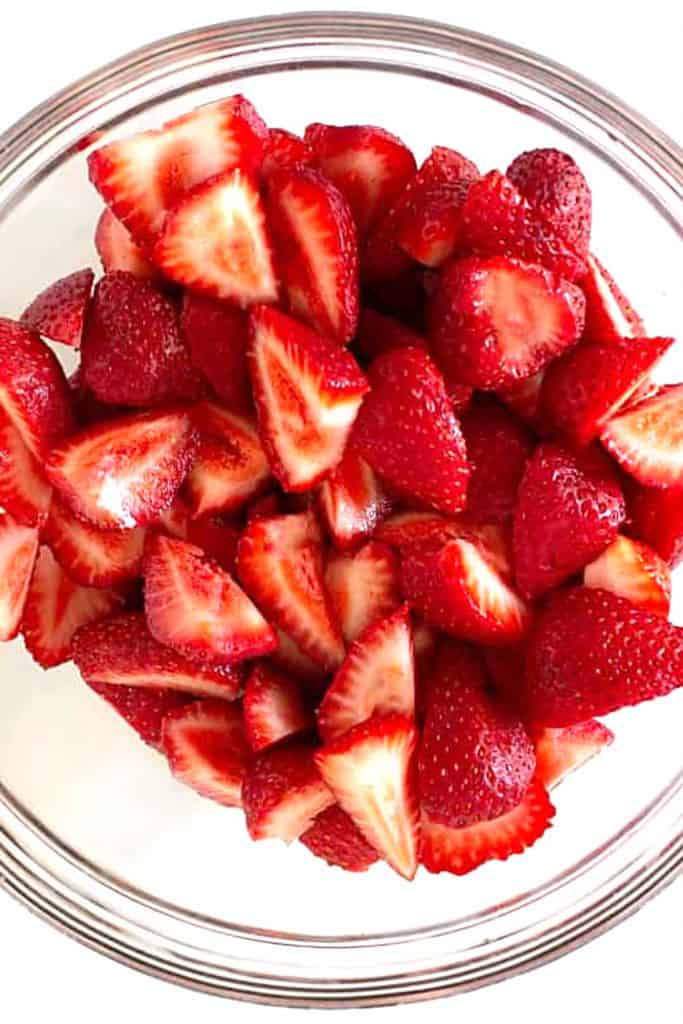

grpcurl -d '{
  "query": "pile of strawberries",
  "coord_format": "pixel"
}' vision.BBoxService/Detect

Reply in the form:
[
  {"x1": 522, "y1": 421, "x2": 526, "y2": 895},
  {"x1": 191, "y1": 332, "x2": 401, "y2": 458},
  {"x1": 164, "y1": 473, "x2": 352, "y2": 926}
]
[{"x1": 1, "y1": 94, "x2": 681, "y2": 879}]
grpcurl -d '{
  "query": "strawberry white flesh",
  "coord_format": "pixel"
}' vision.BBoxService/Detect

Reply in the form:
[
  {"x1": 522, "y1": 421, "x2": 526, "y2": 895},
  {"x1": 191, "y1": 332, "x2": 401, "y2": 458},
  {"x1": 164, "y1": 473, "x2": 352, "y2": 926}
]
[
  {"x1": 601, "y1": 385, "x2": 683, "y2": 487},
  {"x1": 583, "y1": 535, "x2": 671, "y2": 617},
  {"x1": 0, "y1": 516, "x2": 40, "y2": 640}
]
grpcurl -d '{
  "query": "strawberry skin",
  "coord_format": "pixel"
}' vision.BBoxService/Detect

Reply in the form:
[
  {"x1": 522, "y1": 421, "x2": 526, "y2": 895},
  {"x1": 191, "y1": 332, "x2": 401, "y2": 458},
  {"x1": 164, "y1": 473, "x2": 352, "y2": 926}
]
[
  {"x1": 317, "y1": 447, "x2": 391, "y2": 551},
  {"x1": 0, "y1": 409, "x2": 52, "y2": 527},
  {"x1": 242, "y1": 741, "x2": 335, "y2": 842},
  {"x1": 0, "y1": 516, "x2": 40, "y2": 641},
  {"x1": 262, "y1": 128, "x2": 314, "y2": 176},
  {"x1": 583, "y1": 534, "x2": 671, "y2": 617},
  {"x1": 534, "y1": 721, "x2": 614, "y2": 789},
  {"x1": 506, "y1": 148, "x2": 592, "y2": 253},
  {"x1": 627, "y1": 483, "x2": 683, "y2": 568},
  {"x1": 243, "y1": 664, "x2": 313, "y2": 752},
  {"x1": 179, "y1": 293, "x2": 252, "y2": 415},
  {"x1": 44, "y1": 493, "x2": 145, "y2": 588},
  {"x1": 325, "y1": 542, "x2": 402, "y2": 645},
  {"x1": 85, "y1": 681, "x2": 190, "y2": 749},
  {"x1": 300, "y1": 803, "x2": 380, "y2": 872},
  {"x1": 580, "y1": 253, "x2": 644, "y2": 343},
  {"x1": 601, "y1": 384, "x2": 683, "y2": 488},
  {"x1": 460, "y1": 396, "x2": 534, "y2": 524},
  {"x1": 21, "y1": 269, "x2": 94, "y2": 348},
  {"x1": 95, "y1": 209, "x2": 158, "y2": 278}
]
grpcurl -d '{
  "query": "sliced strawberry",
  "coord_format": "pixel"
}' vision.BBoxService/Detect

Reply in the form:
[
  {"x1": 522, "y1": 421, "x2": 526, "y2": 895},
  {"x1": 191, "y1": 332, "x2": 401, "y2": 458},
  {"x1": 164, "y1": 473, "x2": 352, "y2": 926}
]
[
  {"x1": 270, "y1": 627, "x2": 328, "y2": 690},
  {"x1": 580, "y1": 253, "x2": 645, "y2": 343},
  {"x1": 161, "y1": 699, "x2": 251, "y2": 806},
  {"x1": 460, "y1": 396, "x2": 534, "y2": 524},
  {"x1": 420, "y1": 777, "x2": 554, "y2": 875},
  {"x1": 143, "y1": 533, "x2": 276, "y2": 666},
  {"x1": 429, "y1": 255, "x2": 585, "y2": 390},
  {"x1": 21, "y1": 269, "x2": 93, "y2": 348},
  {"x1": 498, "y1": 370, "x2": 546, "y2": 428},
  {"x1": 506, "y1": 148, "x2": 592, "y2": 253},
  {"x1": 534, "y1": 721, "x2": 614, "y2": 789},
  {"x1": 44, "y1": 494, "x2": 145, "y2": 588},
  {"x1": 242, "y1": 741, "x2": 334, "y2": 841},
  {"x1": 46, "y1": 407, "x2": 198, "y2": 529},
  {"x1": 248, "y1": 305, "x2": 368, "y2": 491},
  {"x1": 94, "y1": 209, "x2": 158, "y2": 278},
  {"x1": 0, "y1": 409, "x2": 52, "y2": 527},
  {"x1": 325, "y1": 541, "x2": 402, "y2": 645},
  {"x1": 88, "y1": 95, "x2": 268, "y2": 249},
  {"x1": 180, "y1": 293, "x2": 251, "y2": 414},
  {"x1": 317, "y1": 447, "x2": 391, "y2": 551},
  {"x1": 73, "y1": 612, "x2": 244, "y2": 699},
  {"x1": 300, "y1": 803, "x2": 380, "y2": 872},
  {"x1": 243, "y1": 664, "x2": 313, "y2": 752},
  {"x1": 237, "y1": 511, "x2": 344, "y2": 671},
  {"x1": 262, "y1": 128, "x2": 314, "y2": 176},
  {"x1": 353, "y1": 307, "x2": 428, "y2": 363},
  {"x1": 85, "y1": 681, "x2": 190, "y2": 749},
  {"x1": 583, "y1": 534, "x2": 671, "y2": 617},
  {"x1": 601, "y1": 384, "x2": 683, "y2": 488},
  {"x1": 184, "y1": 516, "x2": 240, "y2": 574},
  {"x1": 627, "y1": 483, "x2": 683, "y2": 568},
  {"x1": 0, "y1": 516, "x2": 39, "y2": 640},
  {"x1": 266, "y1": 165, "x2": 359, "y2": 343}
]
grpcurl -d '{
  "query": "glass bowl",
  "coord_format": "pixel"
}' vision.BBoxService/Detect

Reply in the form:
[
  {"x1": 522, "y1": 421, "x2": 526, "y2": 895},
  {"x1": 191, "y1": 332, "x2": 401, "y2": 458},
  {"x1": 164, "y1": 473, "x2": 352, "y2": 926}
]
[{"x1": 0, "y1": 12, "x2": 681, "y2": 1009}]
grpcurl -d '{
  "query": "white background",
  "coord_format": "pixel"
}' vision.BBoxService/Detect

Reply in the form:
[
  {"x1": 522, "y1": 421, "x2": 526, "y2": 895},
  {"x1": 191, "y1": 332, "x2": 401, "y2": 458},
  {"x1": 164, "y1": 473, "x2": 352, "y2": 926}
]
[{"x1": 0, "y1": 2, "x2": 681, "y2": 1022}]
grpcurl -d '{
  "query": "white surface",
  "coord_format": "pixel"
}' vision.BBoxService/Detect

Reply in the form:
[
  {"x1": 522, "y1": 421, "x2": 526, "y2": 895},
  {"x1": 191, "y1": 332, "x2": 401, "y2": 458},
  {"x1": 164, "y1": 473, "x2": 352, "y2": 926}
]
[{"x1": 0, "y1": 1, "x2": 681, "y2": 1021}]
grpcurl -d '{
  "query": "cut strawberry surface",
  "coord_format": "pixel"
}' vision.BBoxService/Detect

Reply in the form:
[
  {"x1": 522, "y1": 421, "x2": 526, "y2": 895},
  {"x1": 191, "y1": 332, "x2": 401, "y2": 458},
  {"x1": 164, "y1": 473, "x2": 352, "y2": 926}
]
[
  {"x1": 325, "y1": 541, "x2": 402, "y2": 646},
  {"x1": 44, "y1": 494, "x2": 145, "y2": 588},
  {"x1": 460, "y1": 396, "x2": 534, "y2": 524},
  {"x1": 601, "y1": 384, "x2": 683, "y2": 488},
  {"x1": 580, "y1": 253, "x2": 644, "y2": 343},
  {"x1": 248, "y1": 306, "x2": 368, "y2": 491},
  {"x1": 144, "y1": 533, "x2": 276, "y2": 666},
  {"x1": 300, "y1": 803, "x2": 380, "y2": 872},
  {"x1": 315, "y1": 713, "x2": 419, "y2": 880},
  {"x1": 242, "y1": 741, "x2": 334, "y2": 842},
  {"x1": 506, "y1": 148, "x2": 592, "y2": 253},
  {"x1": 262, "y1": 128, "x2": 314, "y2": 176},
  {"x1": 534, "y1": 721, "x2": 614, "y2": 789},
  {"x1": 354, "y1": 307, "x2": 428, "y2": 363},
  {"x1": 627, "y1": 483, "x2": 683, "y2": 568},
  {"x1": 244, "y1": 664, "x2": 314, "y2": 752},
  {"x1": 85, "y1": 681, "x2": 190, "y2": 749},
  {"x1": 266, "y1": 165, "x2": 359, "y2": 344},
  {"x1": 161, "y1": 699, "x2": 251, "y2": 807},
  {"x1": 95, "y1": 209, "x2": 158, "y2": 278},
  {"x1": 0, "y1": 516, "x2": 40, "y2": 641},
  {"x1": 21, "y1": 269, "x2": 94, "y2": 348},
  {"x1": 583, "y1": 534, "x2": 671, "y2": 617},
  {"x1": 0, "y1": 409, "x2": 52, "y2": 527},
  {"x1": 318, "y1": 447, "x2": 391, "y2": 550},
  {"x1": 180, "y1": 293, "x2": 251, "y2": 414}
]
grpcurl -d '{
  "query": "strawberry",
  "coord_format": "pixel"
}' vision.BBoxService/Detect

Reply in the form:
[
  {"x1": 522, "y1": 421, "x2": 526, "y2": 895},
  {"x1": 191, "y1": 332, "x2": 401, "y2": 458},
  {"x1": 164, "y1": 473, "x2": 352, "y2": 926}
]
[
  {"x1": 73, "y1": 612, "x2": 244, "y2": 699},
  {"x1": 270, "y1": 627, "x2": 328, "y2": 690},
  {"x1": 506, "y1": 148, "x2": 592, "y2": 253},
  {"x1": 627, "y1": 483, "x2": 683, "y2": 568},
  {"x1": 0, "y1": 318, "x2": 75, "y2": 458},
  {"x1": 540, "y1": 336, "x2": 672, "y2": 446},
  {"x1": 513, "y1": 443, "x2": 626, "y2": 599},
  {"x1": 43, "y1": 494, "x2": 145, "y2": 588},
  {"x1": 242, "y1": 741, "x2": 335, "y2": 841},
  {"x1": 248, "y1": 306, "x2": 368, "y2": 491},
  {"x1": 237, "y1": 511, "x2": 345, "y2": 671},
  {"x1": 523, "y1": 586, "x2": 683, "y2": 725},
  {"x1": 153, "y1": 170, "x2": 278, "y2": 305},
  {"x1": 601, "y1": 384, "x2": 683, "y2": 488},
  {"x1": 88, "y1": 95, "x2": 268, "y2": 249},
  {"x1": 534, "y1": 721, "x2": 614, "y2": 789},
  {"x1": 304, "y1": 123, "x2": 417, "y2": 238},
  {"x1": 0, "y1": 516, "x2": 40, "y2": 640},
  {"x1": 262, "y1": 128, "x2": 313, "y2": 176},
  {"x1": 184, "y1": 516, "x2": 240, "y2": 574},
  {"x1": 184, "y1": 402, "x2": 270, "y2": 518},
  {"x1": 351, "y1": 347, "x2": 470, "y2": 514},
  {"x1": 460, "y1": 396, "x2": 534, "y2": 524},
  {"x1": 460, "y1": 171, "x2": 587, "y2": 281},
  {"x1": 179, "y1": 293, "x2": 251, "y2": 414},
  {"x1": 21, "y1": 269, "x2": 94, "y2": 348},
  {"x1": 317, "y1": 447, "x2": 391, "y2": 550},
  {"x1": 81, "y1": 273, "x2": 201, "y2": 407},
  {"x1": 420, "y1": 777, "x2": 554, "y2": 875},
  {"x1": 315, "y1": 713, "x2": 419, "y2": 879},
  {"x1": 498, "y1": 370, "x2": 546, "y2": 428},
  {"x1": 85, "y1": 680, "x2": 190, "y2": 749},
  {"x1": 22, "y1": 546, "x2": 124, "y2": 668},
  {"x1": 0, "y1": 409, "x2": 52, "y2": 527},
  {"x1": 243, "y1": 664, "x2": 313, "y2": 752},
  {"x1": 324, "y1": 542, "x2": 402, "y2": 645},
  {"x1": 266, "y1": 165, "x2": 359, "y2": 344},
  {"x1": 143, "y1": 533, "x2": 276, "y2": 666},
  {"x1": 353, "y1": 307, "x2": 429, "y2": 363},
  {"x1": 429, "y1": 255, "x2": 585, "y2": 390},
  {"x1": 46, "y1": 407, "x2": 198, "y2": 529},
  {"x1": 94, "y1": 209, "x2": 158, "y2": 278},
  {"x1": 317, "y1": 605, "x2": 415, "y2": 742},
  {"x1": 300, "y1": 803, "x2": 380, "y2": 872},
  {"x1": 580, "y1": 253, "x2": 644, "y2": 343},
  {"x1": 583, "y1": 534, "x2": 671, "y2": 617},
  {"x1": 161, "y1": 699, "x2": 251, "y2": 806}
]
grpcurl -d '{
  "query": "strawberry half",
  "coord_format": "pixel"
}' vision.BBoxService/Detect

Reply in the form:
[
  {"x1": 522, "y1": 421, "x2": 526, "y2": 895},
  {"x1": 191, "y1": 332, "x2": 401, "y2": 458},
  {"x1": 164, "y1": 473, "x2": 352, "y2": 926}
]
[
  {"x1": 315, "y1": 713, "x2": 419, "y2": 880},
  {"x1": 144, "y1": 533, "x2": 276, "y2": 666},
  {"x1": 44, "y1": 494, "x2": 145, "y2": 588},
  {"x1": 0, "y1": 516, "x2": 39, "y2": 640},
  {"x1": 353, "y1": 307, "x2": 429, "y2": 363},
  {"x1": 0, "y1": 409, "x2": 52, "y2": 527},
  {"x1": 460, "y1": 396, "x2": 534, "y2": 524},
  {"x1": 627, "y1": 483, "x2": 683, "y2": 568},
  {"x1": 580, "y1": 253, "x2": 644, "y2": 343},
  {"x1": 46, "y1": 407, "x2": 198, "y2": 529},
  {"x1": 161, "y1": 699, "x2": 251, "y2": 807},
  {"x1": 583, "y1": 534, "x2": 671, "y2": 617},
  {"x1": 94, "y1": 209, "x2": 158, "y2": 278},
  {"x1": 242, "y1": 741, "x2": 335, "y2": 842},
  {"x1": 180, "y1": 293, "x2": 251, "y2": 414},
  {"x1": 21, "y1": 269, "x2": 94, "y2": 348},
  {"x1": 601, "y1": 384, "x2": 683, "y2": 488},
  {"x1": 262, "y1": 128, "x2": 314, "y2": 176},
  {"x1": 324, "y1": 541, "x2": 402, "y2": 645},
  {"x1": 534, "y1": 721, "x2": 614, "y2": 789},
  {"x1": 248, "y1": 306, "x2": 368, "y2": 491},
  {"x1": 266, "y1": 165, "x2": 359, "y2": 344},
  {"x1": 85, "y1": 681, "x2": 190, "y2": 749},
  {"x1": 243, "y1": 663, "x2": 313, "y2": 752},
  {"x1": 318, "y1": 447, "x2": 391, "y2": 551},
  {"x1": 506, "y1": 148, "x2": 592, "y2": 253},
  {"x1": 300, "y1": 803, "x2": 380, "y2": 872},
  {"x1": 317, "y1": 604, "x2": 415, "y2": 742}
]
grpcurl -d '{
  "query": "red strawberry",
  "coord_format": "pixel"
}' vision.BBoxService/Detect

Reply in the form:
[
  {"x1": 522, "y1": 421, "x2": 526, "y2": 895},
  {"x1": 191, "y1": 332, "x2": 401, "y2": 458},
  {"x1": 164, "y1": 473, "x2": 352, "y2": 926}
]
[
  {"x1": 144, "y1": 533, "x2": 276, "y2": 666},
  {"x1": 266, "y1": 165, "x2": 359, "y2": 344},
  {"x1": 523, "y1": 586, "x2": 683, "y2": 725},
  {"x1": 185, "y1": 402, "x2": 270, "y2": 519},
  {"x1": 352, "y1": 347, "x2": 470, "y2": 514},
  {"x1": 540, "y1": 336, "x2": 672, "y2": 446},
  {"x1": 153, "y1": 170, "x2": 278, "y2": 305},
  {"x1": 180, "y1": 293, "x2": 251, "y2": 414},
  {"x1": 262, "y1": 128, "x2": 314, "y2": 176},
  {"x1": 601, "y1": 384, "x2": 683, "y2": 488},
  {"x1": 85, "y1": 681, "x2": 190, "y2": 749},
  {"x1": 325, "y1": 541, "x2": 402, "y2": 645},
  {"x1": 161, "y1": 699, "x2": 251, "y2": 806},
  {"x1": 460, "y1": 171, "x2": 587, "y2": 281},
  {"x1": 429, "y1": 255, "x2": 585, "y2": 390},
  {"x1": 243, "y1": 664, "x2": 313, "y2": 752},
  {"x1": 94, "y1": 209, "x2": 158, "y2": 278},
  {"x1": 420, "y1": 777, "x2": 554, "y2": 875},
  {"x1": 0, "y1": 409, "x2": 52, "y2": 527},
  {"x1": 0, "y1": 516, "x2": 40, "y2": 640},
  {"x1": 88, "y1": 95, "x2": 268, "y2": 249},
  {"x1": 506, "y1": 148, "x2": 592, "y2": 253},
  {"x1": 237, "y1": 511, "x2": 344, "y2": 672},
  {"x1": 242, "y1": 741, "x2": 334, "y2": 841},
  {"x1": 460, "y1": 396, "x2": 534, "y2": 524},
  {"x1": 513, "y1": 443, "x2": 625, "y2": 599},
  {"x1": 627, "y1": 483, "x2": 683, "y2": 568},
  {"x1": 354, "y1": 307, "x2": 428, "y2": 363},
  {"x1": 0, "y1": 318, "x2": 75, "y2": 458},
  {"x1": 271, "y1": 627, "x2": 328, "y2": 690},
  {"x1": 580, "y1": 253, "x2": 644, "y2": 343},
  {"x1": 44, "y1": 494, "x2": 145, "y2": 588},
  {"x1": 498, "y1": 370, "x2": 546, "y2": 428},
  {"x1": 248, "y1": 306, "x2": 368, "y2": 491},
  {"x1": 300, "y1": 803, "x2": 380, "y2": 872},
  {"x1": 534, "y1": 720, "x2": 614, "y2": 789},
  {"x1": 304, "y1": 123, "x2": 417, "y2": 238},
  {"x1": 583, "y1": 534, "x2": 671, "y2": 617},
  {"x1": 21, "y1": 269, "x2": 94, "y2": 348},
  {"x1": 46, "y1": 408, "x2": 197, "y2": 529},
  {"x1": 315, "y1": 713, "x2": 419, "y2": 879},
  {"x1": 73, "y1": 612, "x2": 244, "y2": 699},
  {"x1": 317, "y1": 447, "x2": 391, "y2": 550},
  {"x1": 184, "y1": 516, "x2": 240, "y2": 574},
  {"x1": 317, "y1": 605, "x2": 414, "y2": 742}
]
